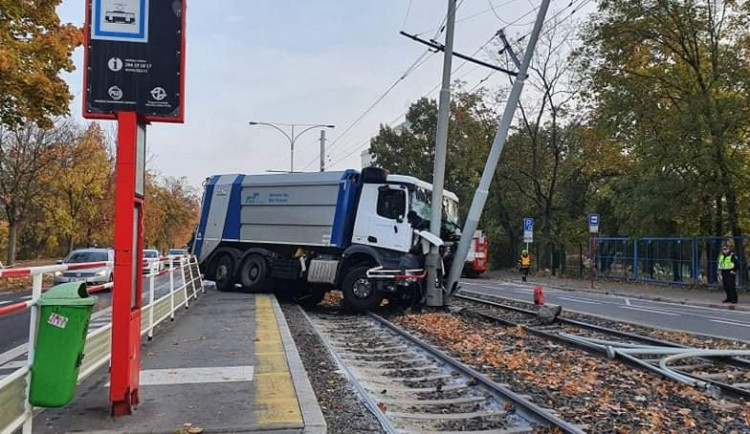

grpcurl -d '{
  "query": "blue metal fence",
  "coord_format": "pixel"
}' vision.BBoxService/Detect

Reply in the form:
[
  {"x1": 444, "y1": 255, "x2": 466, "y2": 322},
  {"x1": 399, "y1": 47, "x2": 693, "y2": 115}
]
[{"x1": 594, "y1": 236, "x2": 750, "y2": 289}]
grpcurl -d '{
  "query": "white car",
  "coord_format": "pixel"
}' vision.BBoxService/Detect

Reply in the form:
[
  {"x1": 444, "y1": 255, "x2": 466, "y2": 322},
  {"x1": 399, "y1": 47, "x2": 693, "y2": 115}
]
[
  {"x1": 167, "y1": 248, "x2": 189, "y2": 268},
  {"x1": 143, "y1": 249, "x2": 163, "y2": 275},
  {"x1": 54, "y1": 248, "x2": 114, "y2": 286}
]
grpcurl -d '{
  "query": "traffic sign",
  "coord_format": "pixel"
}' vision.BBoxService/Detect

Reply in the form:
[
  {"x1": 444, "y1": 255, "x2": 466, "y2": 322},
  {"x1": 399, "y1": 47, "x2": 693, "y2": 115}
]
[
  {"x1": 523, "y1": 218, "x2": 534, "y2": 243},
  {"x1": 589, "y1": 213, "x2": 600, "y2": 234},
  {"x1": 83, "y1": 0, "x2": 186, "y2": 123}
]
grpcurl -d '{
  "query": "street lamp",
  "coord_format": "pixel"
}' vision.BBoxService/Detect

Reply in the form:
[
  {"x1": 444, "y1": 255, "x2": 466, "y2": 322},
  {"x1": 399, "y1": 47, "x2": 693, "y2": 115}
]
[{"x1": 248, "y1": 122, "x2": 335, "y2": 172}]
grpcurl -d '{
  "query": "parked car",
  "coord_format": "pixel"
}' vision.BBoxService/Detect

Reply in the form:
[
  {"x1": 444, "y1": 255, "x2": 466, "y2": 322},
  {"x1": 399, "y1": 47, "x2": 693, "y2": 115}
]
[
  {"x1": 167, "y1": 248, "x2": 189, "y2": 268},
  {"x1": 54, "y1": 248, "x2": 114, "y2": 286},
  {"x1": 143, "y1": 249, "x2": 162, "y2": 275}
]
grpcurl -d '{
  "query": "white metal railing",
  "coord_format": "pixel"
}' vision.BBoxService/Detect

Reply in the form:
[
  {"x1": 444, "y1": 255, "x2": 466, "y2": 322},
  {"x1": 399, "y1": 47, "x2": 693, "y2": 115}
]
[{"x1": 0, "y1": 255, "x2": 204, "y2": 434}]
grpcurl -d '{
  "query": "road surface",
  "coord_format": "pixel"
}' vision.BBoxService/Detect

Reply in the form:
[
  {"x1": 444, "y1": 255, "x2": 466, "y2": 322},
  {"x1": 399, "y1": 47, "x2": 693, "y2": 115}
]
[
  {"x1": 460, "y1": 279, "x2": 750, "y2": 342},
  {"x1": 0, "y1": 271, "x2": 185, "y2": 380}
]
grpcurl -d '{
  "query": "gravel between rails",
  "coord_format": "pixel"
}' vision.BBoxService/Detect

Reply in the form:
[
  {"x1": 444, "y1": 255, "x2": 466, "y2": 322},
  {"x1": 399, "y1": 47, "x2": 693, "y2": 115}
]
[
  {"x1": 389, "y1": 310, "x2": 750, "y2": 432},
  {"x1": 280, "y1": 302, "x2": 384, "y2": 434},
  {"x1": 459, "y1": 290, "x2": 750, "y2": 350}
]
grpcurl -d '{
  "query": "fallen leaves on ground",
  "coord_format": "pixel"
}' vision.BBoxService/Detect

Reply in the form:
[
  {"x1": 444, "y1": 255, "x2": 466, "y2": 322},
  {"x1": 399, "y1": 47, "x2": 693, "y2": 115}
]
[{"x1": 395, "y1": 312, "x2": 750, "y2": 432}]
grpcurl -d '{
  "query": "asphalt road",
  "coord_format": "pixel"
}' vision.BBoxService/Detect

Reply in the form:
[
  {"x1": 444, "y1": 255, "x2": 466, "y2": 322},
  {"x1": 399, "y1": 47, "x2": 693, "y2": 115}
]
[
  {"x1": 460, "y1": 279, "x2": 750, "y2": 342},
  {"x1": 0, "y1": 271, "x2": 184, "y2": 366}
]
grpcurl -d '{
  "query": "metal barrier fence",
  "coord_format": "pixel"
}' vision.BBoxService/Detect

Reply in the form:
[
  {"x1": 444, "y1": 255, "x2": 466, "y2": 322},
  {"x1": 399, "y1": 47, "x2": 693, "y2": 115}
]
[
  {"x1": 0, "y1": 256, "x2": 204, "y2": 434},
  {"x1": 594, "y1": 236, "x2": 750, "y2": 289}
]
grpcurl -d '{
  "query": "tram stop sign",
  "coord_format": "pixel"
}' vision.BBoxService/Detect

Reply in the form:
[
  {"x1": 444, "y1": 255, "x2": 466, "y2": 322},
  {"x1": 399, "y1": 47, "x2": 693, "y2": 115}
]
[{"x1": 83, "y1": 0, "x2": 186, "y2": 123}]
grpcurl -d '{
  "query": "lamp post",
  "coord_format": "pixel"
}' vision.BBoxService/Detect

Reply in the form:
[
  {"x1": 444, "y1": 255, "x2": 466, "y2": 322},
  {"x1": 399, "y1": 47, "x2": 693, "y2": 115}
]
[{"x1": 248, "y1": 122, "x2": 335, "y2": 172}]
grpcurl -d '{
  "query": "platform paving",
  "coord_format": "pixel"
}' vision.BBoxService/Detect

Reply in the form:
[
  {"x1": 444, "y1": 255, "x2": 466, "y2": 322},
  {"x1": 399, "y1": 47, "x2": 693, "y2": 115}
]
[{"x1": 33, "y1": 290, "x2": 325, "y2": 433}]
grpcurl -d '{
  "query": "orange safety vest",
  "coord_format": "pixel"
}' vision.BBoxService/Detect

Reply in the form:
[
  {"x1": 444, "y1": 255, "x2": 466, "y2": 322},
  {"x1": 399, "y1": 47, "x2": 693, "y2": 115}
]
[{"x1": 521, "y1": 255, "x2": 531, "y2": 267}]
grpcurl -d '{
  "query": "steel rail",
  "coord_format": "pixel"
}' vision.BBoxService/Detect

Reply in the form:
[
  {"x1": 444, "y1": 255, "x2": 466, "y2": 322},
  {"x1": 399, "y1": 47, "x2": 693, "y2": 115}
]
[
  {"x1": 367, "y1": 312, "x2": 585, "y2": 434},
  {"x1": 455, "y1": 291, "x2": 750, "y2": 399}
]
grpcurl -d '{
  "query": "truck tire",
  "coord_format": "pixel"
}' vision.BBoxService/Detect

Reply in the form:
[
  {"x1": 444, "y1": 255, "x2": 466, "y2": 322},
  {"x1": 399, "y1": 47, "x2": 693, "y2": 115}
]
[
  {"x1": 213, "y1": 254, "x2": 236, "y2": 292},
  {"x1": 342, "y1": 266, "x2": 382, "y2": 312},
  {"x1": 239, "y1": 254, "x2": 268, "y2": 292}
]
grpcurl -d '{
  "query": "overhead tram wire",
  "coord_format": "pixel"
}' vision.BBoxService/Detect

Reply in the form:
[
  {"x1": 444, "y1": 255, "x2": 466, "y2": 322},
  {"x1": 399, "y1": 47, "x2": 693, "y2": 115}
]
[
  {"x1": 323, "y1": 30, "x2": 509, "y2": 170},
  {"x1": 298, "y1": 2, "x2": 473, "y2": 172},
  {"x1": 415, "y1": 0, "x2": 527, "y2": 37}
]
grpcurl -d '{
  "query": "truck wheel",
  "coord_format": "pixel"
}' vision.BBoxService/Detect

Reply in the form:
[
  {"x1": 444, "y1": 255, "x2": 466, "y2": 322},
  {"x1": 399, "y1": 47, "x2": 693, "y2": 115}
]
[
  {"x1": 239, "y1": 254, "x2": 268, "y2": 292},
  {"x1": 213, "y1": 254, "x2": 236, "y2": 292},
  {"x1": 342, "y1": 266, "x2": 382, "y2": 312}
]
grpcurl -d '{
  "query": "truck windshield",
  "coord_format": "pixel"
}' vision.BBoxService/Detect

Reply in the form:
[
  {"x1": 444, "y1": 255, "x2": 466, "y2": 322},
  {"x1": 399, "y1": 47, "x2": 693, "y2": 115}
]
[{"x1": 411, "y1": 188, "x2": 461, "y2": 228}]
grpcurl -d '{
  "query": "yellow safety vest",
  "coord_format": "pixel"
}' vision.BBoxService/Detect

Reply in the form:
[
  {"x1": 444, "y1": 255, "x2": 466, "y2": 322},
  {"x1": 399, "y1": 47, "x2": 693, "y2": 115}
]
[
  {"x1": 718, "y1": 253, "x2": 735, "y2": 270},
  {"x1": 521, "y1": 255, "x2": 531, "y2": 267}
]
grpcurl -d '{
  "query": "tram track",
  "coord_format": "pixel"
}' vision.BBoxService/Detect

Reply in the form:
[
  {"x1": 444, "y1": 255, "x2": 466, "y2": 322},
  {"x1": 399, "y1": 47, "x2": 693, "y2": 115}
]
[
  {"x1": 454, "y1": 290, "x2": 750, "y2": 400},
  {"x1": 300, "y1": 305, "x2": 584, "y2": 434}
]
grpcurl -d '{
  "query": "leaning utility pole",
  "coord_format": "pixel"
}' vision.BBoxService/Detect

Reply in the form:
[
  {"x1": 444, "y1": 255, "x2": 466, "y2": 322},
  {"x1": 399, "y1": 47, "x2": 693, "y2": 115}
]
[
  {"x1": 425, "y1": 0, "x2": 458, "y2": 307},
  {"x1": 446, "y1": 0, "x2": 552, "y2": 295}
]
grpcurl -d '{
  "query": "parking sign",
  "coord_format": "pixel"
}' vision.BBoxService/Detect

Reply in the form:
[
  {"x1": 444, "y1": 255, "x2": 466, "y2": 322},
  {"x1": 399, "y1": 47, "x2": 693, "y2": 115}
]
[{"x1": 523, "y1": 218, "x2": 534, "y2": 243}]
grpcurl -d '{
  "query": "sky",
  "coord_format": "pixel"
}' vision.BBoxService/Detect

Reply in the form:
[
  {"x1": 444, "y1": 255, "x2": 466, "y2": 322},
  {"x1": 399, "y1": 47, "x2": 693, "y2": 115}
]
[{"x1": 56, "y1": 0, "x2": 588, "y2": 188}]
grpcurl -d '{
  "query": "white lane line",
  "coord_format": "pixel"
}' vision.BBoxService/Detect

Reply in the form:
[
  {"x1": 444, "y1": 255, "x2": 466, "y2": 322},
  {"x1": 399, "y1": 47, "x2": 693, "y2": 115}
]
[
  {"x1": 0, "y1": 360, "x2": 26, "y2": 370},
  {"x1": 620, "y1": 306, "x2": 679, "y2": 316},
  {"x1": 0, "y1": 300, "x2": 12, "y2": 306},
  {"x1": 558, "y1": 296, "x2": 602, "y2": 305},
  {"x1": 0, "y1": 344, "x2": 27, "y2": 366},
  {"x1": 711, "y1": 319, "x2": 750, "y2": 328},
  {"x1": 109, "y1": 366, "x2": 256, "y2": 386},
  {"x1": 625, "y1": 298, "x2": 631, "y2": 306}
]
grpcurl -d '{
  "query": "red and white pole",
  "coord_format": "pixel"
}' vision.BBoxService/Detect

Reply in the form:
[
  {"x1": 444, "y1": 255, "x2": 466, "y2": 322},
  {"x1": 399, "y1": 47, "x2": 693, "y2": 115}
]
[{"x1": 110, "y1": 111, "x2": 146, "y2": 416}]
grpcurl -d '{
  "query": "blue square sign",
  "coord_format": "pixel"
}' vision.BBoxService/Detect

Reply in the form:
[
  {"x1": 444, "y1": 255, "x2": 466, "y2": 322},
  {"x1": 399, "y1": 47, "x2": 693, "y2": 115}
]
[
  {"x1": 92, "y1": 0, "x2": 149, "y2": 43},
  {"x1": 589, "y1": 214, "x2": 600, "y2": 233},
  {"x1": 524, "y1": 218, "x2": 534, "y2": 231}
]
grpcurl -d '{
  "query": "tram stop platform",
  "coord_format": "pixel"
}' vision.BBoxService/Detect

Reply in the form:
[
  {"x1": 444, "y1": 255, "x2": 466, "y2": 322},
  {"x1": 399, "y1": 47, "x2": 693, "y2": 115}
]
[{"x1": 34, "y1": 290, "x2": 326, "y2": 433}]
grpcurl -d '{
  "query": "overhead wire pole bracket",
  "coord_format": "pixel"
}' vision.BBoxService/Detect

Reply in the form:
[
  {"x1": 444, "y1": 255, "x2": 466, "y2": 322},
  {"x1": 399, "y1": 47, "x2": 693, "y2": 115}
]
[
  {"x1": 497, "y1": 29, "x2": 521, "y2": 70},
  {"x1": 399, "y1": 31, "x2": 518, "y2": 77}
]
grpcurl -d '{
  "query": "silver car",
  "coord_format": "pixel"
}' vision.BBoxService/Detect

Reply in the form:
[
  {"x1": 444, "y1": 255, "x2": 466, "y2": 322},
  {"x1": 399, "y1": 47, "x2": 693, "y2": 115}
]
[{"x1": 54, "y1": 248, "x2": 115, "y2": 286}]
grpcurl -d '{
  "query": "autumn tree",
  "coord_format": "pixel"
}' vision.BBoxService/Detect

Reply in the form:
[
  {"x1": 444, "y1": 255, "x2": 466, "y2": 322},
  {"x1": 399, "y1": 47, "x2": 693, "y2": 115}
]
[{"x1": 0, "y1": 0, "x2": 82, "y2": 128}]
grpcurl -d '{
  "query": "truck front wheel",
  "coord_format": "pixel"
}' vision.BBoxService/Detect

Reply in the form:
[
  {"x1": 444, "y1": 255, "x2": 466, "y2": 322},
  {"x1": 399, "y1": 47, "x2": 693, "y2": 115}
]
[
  {"x1": 239, "y1": 254, "x2": 268, "y2": 292},
  {"x1": 342, "y1": 266, "x2": 382, "y2": 312},
  {"x1": 213, "y1": 254, "x2": 236, "y2": 292}
]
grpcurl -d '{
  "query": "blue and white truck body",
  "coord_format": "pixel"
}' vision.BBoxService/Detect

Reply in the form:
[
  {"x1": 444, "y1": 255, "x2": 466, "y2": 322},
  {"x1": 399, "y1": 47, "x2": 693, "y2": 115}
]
[{"x1": 192, "y1": 168, "x2": 460, "y2": 310}]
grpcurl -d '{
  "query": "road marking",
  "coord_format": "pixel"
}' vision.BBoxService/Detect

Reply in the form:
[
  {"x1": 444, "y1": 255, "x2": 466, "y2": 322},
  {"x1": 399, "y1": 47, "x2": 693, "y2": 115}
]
[
  {"x1": 0, "y1": 301, "x2": 12, "y2": 306},
  {"x1": 558, "y1": 296, "x2": 602, "y2": 305},
  {"x1": 0, "y1": 360, "x2": 26, "y2": 370},
  {"x1": 625, "y1": 298, "x2": 631, "y2": 306},
  {"x1": 137, "y1": 366, "x2": 255, "y2": 386},
  {"x1": 0, "y1": 344, "x2": 27, "y2": 366},
  {"x1": 711, "y1": 319, "x2": 750, "y2": 328},
  {"x1": 620, "y1": 306, "x2": 678, "y2": 316}
]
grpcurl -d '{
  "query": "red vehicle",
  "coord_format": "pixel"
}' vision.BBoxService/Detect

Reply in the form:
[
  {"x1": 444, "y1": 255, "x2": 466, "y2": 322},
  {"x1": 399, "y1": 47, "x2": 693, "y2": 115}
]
[{"x1": 463, "y1": 230, "x2": 489, "y2": 277}]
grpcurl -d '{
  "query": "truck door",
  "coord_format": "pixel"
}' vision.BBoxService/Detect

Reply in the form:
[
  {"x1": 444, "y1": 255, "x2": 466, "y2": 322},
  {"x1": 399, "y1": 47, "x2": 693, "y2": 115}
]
[{"x1": 352, "y1": 184, "x2": 412, "y2": 253}]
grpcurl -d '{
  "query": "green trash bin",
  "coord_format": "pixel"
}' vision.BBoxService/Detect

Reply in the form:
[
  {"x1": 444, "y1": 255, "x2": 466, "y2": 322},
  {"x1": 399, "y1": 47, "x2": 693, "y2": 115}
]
[{"x1": 28, "y1": 282, "x2": 96, "y2": 408}]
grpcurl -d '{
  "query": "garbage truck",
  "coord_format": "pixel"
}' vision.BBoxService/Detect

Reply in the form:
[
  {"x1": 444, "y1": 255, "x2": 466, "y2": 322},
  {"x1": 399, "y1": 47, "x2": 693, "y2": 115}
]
[{"x1": 191, "y1": 168, "x2": 461, "y2": 311}]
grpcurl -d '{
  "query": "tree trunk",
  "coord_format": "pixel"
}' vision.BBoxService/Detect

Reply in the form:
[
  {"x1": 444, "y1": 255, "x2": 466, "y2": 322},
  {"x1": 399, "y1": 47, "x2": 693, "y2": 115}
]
[{"x1": 7, "y1": 222, "x2": 18, "y2": 265}]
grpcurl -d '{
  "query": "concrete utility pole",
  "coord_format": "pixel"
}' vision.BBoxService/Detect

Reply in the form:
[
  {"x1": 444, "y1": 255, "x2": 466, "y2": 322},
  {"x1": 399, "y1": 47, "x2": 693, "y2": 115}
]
[
  {"x1": 446, "y1": 0, "x2": 552, "y2": 295},
  {"x1": 320, "y1": 129, "x2": 327, "y2": 172},
  {"x1": 248, "y1": 122, "x2": 335, "y2": 172},
  {"x1": 425, "y1": 0, "x2": 458, "y2": 307}
]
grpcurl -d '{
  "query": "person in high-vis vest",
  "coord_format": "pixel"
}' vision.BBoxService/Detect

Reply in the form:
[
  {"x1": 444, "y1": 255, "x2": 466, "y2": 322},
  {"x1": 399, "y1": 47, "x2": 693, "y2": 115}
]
[
  {"x1": 718, "y1": 244, "x2": 739, "y2": 304},
  {"x1": 519, "y1": 249, "x2": 532, "y2": 282}
]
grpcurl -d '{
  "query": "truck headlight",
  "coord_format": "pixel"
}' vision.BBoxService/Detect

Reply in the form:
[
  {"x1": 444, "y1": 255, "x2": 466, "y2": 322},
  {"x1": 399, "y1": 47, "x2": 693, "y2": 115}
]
[
  {"x1": 95, "y1": 270, "x2": 108, "y2": 277},
  {"x1": 54, "y1": 271, "x2": 62, "y2": 277}
]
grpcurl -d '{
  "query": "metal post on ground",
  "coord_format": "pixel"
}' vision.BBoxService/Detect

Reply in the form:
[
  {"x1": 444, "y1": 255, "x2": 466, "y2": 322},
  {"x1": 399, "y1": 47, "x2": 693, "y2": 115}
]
[
  {"x1": 187, "y1": 256, "x2": 197, "y2": 299},
  {"x1": 445, "y1": 0, "x2": 552, "y2": 295},
  {"x1": 21, "y1": 273, "x2": 44, "y2": 434},
  {"x1": 169, "y1": 259, "x2": 175, "y2": 320},
  {"x1": 181, "y1": 258, "x2": 189, "y2": 309},
  {"x1": 148, "y1": 265, "x2": 155, "y2": 340},
  {"x1": 197, "y1": 257, "x2": 205, "y2": 293},
  {"x1": 319, "y1": 129, "x2": 326, "y2": 172},
  {"x1": 425, "y1": 0, "x2": 457, "y2": 307}
]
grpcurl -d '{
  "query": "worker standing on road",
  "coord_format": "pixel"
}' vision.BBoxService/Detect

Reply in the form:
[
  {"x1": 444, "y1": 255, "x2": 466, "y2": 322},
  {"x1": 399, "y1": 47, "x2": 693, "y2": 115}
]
[
  {"x1": 718, "y1": 244, "x2": 739, "y2": 304},
  {"x1": 519, "y1": 249, "x2": 532, "y2": 282}
]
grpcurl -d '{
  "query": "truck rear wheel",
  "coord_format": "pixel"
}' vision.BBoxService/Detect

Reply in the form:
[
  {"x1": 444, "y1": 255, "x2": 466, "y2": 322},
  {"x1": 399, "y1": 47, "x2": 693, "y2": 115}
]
[
  {"x1": 213, "y1": 254, "x2": 236, "y2": 292},
  {"x1": 342, "y1": 266, "x2": 382, "y2": 312},
  {"x1": 239, "y1": 254, "x2": 268, "y2": 292}
]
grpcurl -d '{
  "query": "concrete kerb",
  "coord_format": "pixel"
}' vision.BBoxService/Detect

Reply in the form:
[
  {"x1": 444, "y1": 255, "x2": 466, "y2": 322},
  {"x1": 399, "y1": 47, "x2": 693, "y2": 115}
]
[
  {"x1": 270, "y1": 296, "x2": 327, "y2": 434},
  {"x1": 488, "y1": 276, "x2": 750, "y2": 312}
]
